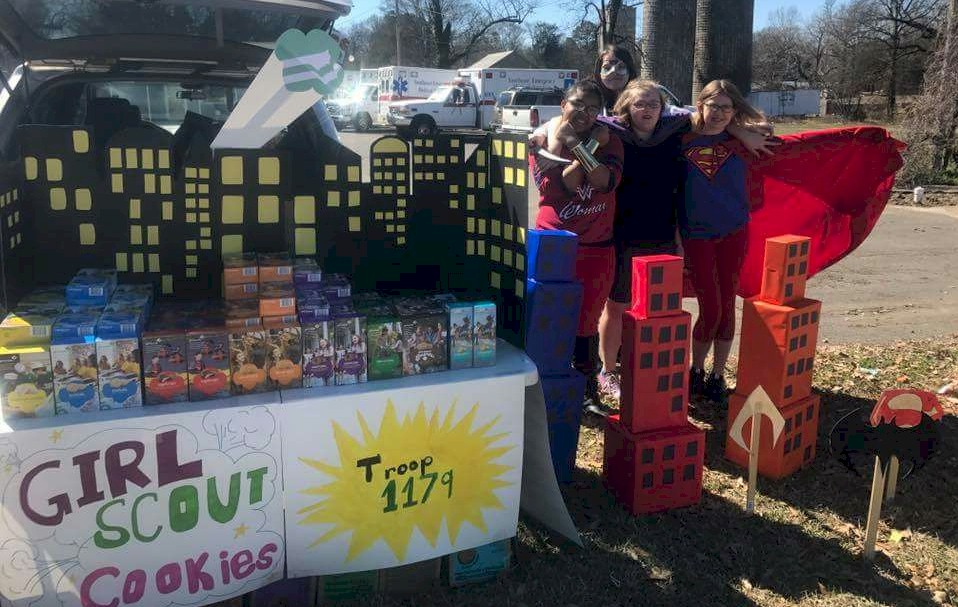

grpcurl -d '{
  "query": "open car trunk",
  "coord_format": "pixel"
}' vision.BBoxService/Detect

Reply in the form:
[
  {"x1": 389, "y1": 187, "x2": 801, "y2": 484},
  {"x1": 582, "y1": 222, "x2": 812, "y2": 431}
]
[{"x1": 0, "y1": 0, "x2": 351, "y2": 66}]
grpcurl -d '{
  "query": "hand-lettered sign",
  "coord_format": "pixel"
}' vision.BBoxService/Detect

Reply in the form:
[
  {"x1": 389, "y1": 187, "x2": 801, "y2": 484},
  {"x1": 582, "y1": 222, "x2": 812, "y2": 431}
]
[
  {"x1": 0, "y1": 404, "x2": 285, "y2": 607},
  {"x1": 281, "y1": 375, "x2": 524, "y2": 576}
]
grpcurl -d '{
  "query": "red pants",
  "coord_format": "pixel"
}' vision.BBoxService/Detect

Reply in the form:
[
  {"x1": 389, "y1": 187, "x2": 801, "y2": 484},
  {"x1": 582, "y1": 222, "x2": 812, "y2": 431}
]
[
  {"x1": 574, "y1": 245, "x2": 615, "y2": 337},
  {"x1": 683, "y1": 227, "x2": 749, "y2": 342}
]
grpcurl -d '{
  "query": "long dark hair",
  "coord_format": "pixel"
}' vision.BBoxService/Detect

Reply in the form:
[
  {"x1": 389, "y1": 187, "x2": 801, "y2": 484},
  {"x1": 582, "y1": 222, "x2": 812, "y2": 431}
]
[{"x1": 593, "y1": 44, "x2": 637, "y2": 111}]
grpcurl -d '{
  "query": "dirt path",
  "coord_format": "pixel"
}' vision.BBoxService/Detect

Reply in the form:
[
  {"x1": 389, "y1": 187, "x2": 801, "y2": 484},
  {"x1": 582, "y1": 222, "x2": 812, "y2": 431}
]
[{"x1": 683, "y1": 205, "x2": 958, "y2": 347}]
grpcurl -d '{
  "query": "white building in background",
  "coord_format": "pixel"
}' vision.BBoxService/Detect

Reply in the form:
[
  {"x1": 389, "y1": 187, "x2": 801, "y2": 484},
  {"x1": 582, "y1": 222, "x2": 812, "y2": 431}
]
[{"x1": 749, "y1": 89, "x2": 823, "y2": 117}]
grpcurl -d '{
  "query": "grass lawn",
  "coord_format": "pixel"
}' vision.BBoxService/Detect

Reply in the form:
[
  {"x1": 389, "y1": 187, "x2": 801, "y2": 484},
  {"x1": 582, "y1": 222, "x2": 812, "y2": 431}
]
[
  {"x1": 365, "y1": 336, "x2": 957, "y2": 607},
  {"x1": 771, "y1": 116, "x2": 902, "y2": 139}
]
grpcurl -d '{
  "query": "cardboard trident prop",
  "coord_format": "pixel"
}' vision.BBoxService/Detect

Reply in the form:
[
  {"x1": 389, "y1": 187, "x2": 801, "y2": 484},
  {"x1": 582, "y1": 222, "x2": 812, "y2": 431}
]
[{"x1": 728, "y1": 386, "x2": 786, "y2": 513}]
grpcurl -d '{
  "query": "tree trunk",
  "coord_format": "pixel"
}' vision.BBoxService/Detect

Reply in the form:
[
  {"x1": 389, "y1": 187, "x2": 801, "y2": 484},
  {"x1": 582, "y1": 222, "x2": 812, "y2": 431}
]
[
  {"x1": 692, "y1": 0, "x2": 754, "y2": 101},
  {"x1": 429, "y1": 0, "x2": 452, "y2": 68},
  {"x1": 642, "y1": 0, "x2": 696, "y2": 104},
  {"x1": 887, "y1": 45, "x2": 898, "y2": 120},
  {"x1": 933, "y1": 0, "x2": 958, "y2": 171}
]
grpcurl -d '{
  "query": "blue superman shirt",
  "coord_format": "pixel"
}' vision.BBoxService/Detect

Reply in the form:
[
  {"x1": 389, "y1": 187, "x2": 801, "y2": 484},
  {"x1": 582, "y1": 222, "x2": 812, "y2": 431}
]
[{"x1": 680, "y1": 132, "x2": 749, "y2": 239}]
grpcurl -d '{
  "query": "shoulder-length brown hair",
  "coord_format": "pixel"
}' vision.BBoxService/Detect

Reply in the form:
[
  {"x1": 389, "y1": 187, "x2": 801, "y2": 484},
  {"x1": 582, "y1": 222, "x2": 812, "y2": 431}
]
[
  {"x1": 691, "y1": 79, "x2": 765, "y2": 131},
  {"x1": 612, "y1": 80, "x2": 668, "y2": 129},
  {"x1": 593, "y1": 44, "x2": 637, "y2": 110}
]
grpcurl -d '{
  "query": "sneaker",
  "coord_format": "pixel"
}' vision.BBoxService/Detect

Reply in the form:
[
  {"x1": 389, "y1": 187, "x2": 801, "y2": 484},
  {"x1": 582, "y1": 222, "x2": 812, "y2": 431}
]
[
  {"x1": 690, "y1": 367, "x2": 706, "y2": 396},
  {"x1": 597, "y1": 370, "x2": 621, "y2": 405},
  {"x1": 704, "y1": 373, "x2": 728, "y2": 404}
]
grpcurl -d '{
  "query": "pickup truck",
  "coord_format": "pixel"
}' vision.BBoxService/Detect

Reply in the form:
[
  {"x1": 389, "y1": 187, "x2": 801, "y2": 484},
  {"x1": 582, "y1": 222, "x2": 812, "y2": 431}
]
[{"x1": 496, "y1": 88, "x2": 564, "y2": 133}]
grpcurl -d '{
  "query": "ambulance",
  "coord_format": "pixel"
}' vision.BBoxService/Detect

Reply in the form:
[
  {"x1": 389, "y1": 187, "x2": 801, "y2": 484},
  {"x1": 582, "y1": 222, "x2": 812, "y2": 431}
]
[{"x1": 386, "y1": 68, "x2": 576, "y2": 136}]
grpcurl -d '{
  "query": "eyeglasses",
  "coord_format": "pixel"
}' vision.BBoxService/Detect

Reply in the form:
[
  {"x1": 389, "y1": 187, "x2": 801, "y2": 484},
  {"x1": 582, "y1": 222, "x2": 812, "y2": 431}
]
[
  {"x1": 704, "y1": 102, "x2": 735, "y2": 114},
  {"x1": 631, "y1": 101, "x2": 662, "y2": 111},
  {"x1": 566, "y1": 100, "x2": 602, "y2": 117}
]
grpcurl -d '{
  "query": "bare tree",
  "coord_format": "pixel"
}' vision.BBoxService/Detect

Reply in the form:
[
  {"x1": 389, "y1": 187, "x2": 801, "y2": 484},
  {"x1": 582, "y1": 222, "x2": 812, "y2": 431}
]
[
  {"x1": 752, "y1": 7, "x2": 817, "y2": 87},
  {"x1": 407, "y1": 0, "x2": 535, "y2": 68},
  {"x1": 854, "y1": 0, "x2": 944, "y2": 118},
  {"x1": 901, "y1": 0, "x2": 958, "y2": 182}
]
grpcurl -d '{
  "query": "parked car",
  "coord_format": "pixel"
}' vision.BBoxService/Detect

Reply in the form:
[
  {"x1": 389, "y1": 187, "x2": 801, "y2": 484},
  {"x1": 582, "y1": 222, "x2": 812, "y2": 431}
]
[
  {"x1": 496, "y1": 88, "x2": 564, "y2": 133},
  {"x1": 0, "y1": 0, "x2": 349, "y2": 161}
]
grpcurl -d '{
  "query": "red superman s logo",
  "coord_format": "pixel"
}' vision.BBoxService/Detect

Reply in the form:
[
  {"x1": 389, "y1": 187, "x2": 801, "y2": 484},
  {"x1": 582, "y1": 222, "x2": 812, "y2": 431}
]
[{"x1": 686, "y1": 144, "x2": 732, "y2": 179}]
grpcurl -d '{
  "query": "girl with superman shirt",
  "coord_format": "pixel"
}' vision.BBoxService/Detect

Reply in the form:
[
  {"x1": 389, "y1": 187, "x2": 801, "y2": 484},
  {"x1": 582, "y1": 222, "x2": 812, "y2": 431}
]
[{"x1": 533, "y1": 82, "x2": 776, "y2": 410}]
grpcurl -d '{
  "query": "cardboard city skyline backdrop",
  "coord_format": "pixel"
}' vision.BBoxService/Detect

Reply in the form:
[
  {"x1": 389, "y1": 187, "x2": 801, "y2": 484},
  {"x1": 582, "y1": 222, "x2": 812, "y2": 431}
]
[{"x1": 0, "y1": 125, "x2": 532, "y2": 343}]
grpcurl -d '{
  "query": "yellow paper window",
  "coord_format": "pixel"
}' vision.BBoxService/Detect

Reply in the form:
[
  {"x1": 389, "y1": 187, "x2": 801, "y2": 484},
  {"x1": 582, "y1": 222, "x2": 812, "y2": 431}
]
[
  {"x1": 295, "y1": 228, "x2": 317, "y2": 255},
  {"x1": 50, "y1": 188, "x2": 67, "y2": 210},
  {"x1": 79, "y1": 224, "x2": 95, "y2": 245},
  {"x1": 46, "y1": 159, "x2": 63, "y2": 182},
  {"x1": 221, "y1": 157, "x2": 244, "y2": 185},
  {"x1": 294, "y1": 196, "x2": 315, "y2": 224},
  {"x1": 259, "y1": 157, "x2": 280, "y2": 184},
  {"x1": 258, "y1": 196, "x2": 279, "y2": 223},
  {"x1": 222, "y1": 234, "x2": 243, "y2": 255},
  {"x1": 222, "y1": 195, "x2": 244, "y2": 224},
  {"x1": 75, "y1": 189, "x2": 92, "y2": 211},
  {"x1": 72, "y1": 130, "x2": 89, "y2": 153}
]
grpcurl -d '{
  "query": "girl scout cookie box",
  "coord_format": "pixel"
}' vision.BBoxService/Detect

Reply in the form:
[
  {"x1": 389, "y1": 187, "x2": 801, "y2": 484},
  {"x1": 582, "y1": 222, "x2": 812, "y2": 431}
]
[
  {"x1": 0, "y1": 305, "x2": 62, "y2": 348},
  {"x1": 188, "y1": 324, "x2": 232, "y2": 402},
  {"x1": 95, "y1": 311, "x2": 144, "y2": 408},
  {"x1": 66, "y1": 269, "x2": 117, "y2": 307},
  {"x1": 229, "y1": 328, "x2": 272, "y2": 395},
  {"x1": 302, "y1": 319, "x2": 335, "y2": 388},
  {"x1": 143, "y1": 322, "x2": 189, "y2": 405},
  {"x1": 51, "y1": 311, "x2": 101, "y2": 414},
  {"x1": 0, "y1": 345, "x2": 55, "y2": 418},
  {"x1": 445, "y1": 538, "x2": 514, "y2": 587}
]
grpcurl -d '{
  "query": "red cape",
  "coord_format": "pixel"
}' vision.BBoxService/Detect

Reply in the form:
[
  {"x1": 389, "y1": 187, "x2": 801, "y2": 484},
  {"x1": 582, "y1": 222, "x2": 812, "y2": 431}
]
[{"x1": 687, "y1": 127, "x2": 906, "y2": 297}]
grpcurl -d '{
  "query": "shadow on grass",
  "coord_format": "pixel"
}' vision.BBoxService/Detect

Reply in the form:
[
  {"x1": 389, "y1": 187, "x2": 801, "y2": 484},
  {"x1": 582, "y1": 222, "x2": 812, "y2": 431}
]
[{"x1": 702, "y1": 390, "x2": 958, "y2": 551}]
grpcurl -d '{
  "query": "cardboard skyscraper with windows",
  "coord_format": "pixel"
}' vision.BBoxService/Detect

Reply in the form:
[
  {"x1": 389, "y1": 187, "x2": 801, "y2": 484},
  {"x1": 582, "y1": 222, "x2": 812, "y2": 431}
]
[
  {"x1": 605, "y1": 254, "x2": 705, "y2": 515},
  {"x1": 726, "y1": 235, "x2": 824, "y2": 478},
  {"x1": 524, "y1": 229, "x2": 585, "y2": 483}
]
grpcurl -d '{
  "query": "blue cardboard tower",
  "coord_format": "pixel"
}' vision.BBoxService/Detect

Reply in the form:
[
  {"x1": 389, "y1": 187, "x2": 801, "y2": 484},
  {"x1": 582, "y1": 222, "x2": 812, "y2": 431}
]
[{"x1": 525, "y1": 229, "x2": 585, "y2": 483}]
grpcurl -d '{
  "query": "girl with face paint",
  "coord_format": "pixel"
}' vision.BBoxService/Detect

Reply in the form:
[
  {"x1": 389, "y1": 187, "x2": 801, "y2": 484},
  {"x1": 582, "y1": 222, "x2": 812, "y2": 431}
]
[{"x1": 593, "y1": 45, "x2": 637, "y2": 113}]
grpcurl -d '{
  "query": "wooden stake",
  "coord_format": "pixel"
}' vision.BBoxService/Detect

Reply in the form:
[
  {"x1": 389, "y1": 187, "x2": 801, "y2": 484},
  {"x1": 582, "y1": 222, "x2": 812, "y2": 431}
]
[
  {"x1": 884, "y1": 455, "x2": 899, "y2": 504},
  {"x1": 864, "y1": 456, "x2": 887, "y2": 560},
  {"x1": 745, "y1": 409, "x2": 761, "y2": 514}
]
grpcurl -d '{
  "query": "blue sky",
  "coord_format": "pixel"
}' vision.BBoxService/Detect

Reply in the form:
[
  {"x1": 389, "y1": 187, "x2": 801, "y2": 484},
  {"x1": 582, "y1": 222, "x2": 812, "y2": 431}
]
[{"x1": 337, "y1": 0, "x2": 827, "y2": 32}]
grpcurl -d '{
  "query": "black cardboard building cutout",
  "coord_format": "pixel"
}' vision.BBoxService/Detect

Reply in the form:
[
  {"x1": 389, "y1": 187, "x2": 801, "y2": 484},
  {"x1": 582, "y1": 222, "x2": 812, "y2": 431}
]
[{"x1": 8, "y1": 124, "x2": 531, "y2": 345}]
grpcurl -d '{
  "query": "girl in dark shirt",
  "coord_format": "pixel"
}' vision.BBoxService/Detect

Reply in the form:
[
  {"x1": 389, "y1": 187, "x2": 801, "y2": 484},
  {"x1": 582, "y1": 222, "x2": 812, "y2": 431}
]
[{"x1": 595, "y1": 81, "x2": 689, "y2": 403}]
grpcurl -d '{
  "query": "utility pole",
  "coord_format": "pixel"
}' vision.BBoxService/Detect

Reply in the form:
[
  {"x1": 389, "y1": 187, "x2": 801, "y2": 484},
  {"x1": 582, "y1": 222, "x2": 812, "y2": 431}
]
[{"x1": 395, "y1": 0, "x2": 402, "y2": 65}]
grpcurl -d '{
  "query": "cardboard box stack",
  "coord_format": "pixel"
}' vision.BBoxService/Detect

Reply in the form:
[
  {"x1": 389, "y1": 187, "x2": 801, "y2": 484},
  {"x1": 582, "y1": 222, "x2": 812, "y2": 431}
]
[
  {"x1": 523, "y1": 229, "x2": 584, "y2": 483},
  {"x1": 604, "y1": 255, "x2": 705, "y2": 515},
  {"x1": 725, "y1": 235, "x2": 823, "y2": 479}
]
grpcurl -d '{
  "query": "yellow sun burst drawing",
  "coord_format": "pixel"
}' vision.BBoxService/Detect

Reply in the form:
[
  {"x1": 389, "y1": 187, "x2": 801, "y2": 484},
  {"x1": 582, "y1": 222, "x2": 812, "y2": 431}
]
[{"x1": 297, "y1": 399, "x2": 514, "y2": 562}]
